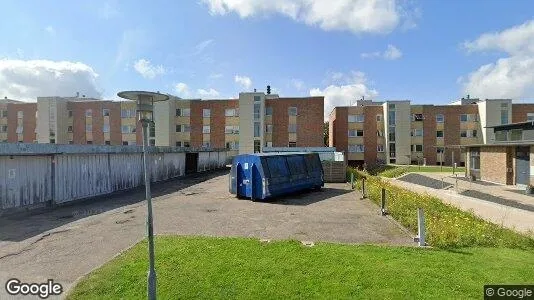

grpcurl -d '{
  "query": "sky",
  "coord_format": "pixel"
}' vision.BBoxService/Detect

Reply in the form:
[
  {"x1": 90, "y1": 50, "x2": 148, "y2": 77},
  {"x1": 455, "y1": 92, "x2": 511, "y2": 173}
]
[{"x1": 1, "y1": 0, "x2": 534, "y2": 119}]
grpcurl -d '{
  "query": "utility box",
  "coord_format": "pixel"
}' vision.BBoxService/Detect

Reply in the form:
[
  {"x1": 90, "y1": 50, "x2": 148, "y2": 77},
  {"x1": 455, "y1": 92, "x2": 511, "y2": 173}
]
[{"x1": 229, "y1": 153, "x2": 324, "y2": 200}]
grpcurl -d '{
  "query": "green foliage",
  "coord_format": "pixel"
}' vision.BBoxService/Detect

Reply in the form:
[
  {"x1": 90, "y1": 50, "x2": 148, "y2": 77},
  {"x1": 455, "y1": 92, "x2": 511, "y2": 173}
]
[
  {"x1": 68, "y1": 236, "x2": 534, "y2": 300},
  {"x1": 347, "y1": 168, "x2": 534, "y2": 249}
]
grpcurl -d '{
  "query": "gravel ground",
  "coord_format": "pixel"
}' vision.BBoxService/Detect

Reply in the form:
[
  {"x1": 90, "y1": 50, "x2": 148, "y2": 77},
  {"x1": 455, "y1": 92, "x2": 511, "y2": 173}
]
[
  {"x1": 0, "y1": 169, "x2": 412, "y2": 299},
  {"x1": 398, "y1": 173, "x2": 452, "y2": 190}
]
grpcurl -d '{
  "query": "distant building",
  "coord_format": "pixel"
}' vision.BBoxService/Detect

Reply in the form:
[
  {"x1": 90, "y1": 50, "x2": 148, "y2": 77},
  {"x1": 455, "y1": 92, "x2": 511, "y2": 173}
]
[
  {"x1": 329, "y1": 98, "x2": 534, "y2": 167},
  {"x1": 0, "y1": 92, "x2": 325, "y2": 153}
]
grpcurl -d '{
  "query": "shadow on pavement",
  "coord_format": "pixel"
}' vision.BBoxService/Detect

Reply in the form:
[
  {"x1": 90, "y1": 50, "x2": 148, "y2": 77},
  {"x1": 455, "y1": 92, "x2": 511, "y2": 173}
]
[
  {"x1": 0, "y1": 168, "x2": 230, "y2": 242},
  {"x1": 265, "y1": 187, "x2": 353, "y2": 206},
  {"x1": 460, "y1": 190, "x2": 534, "y2": 212}
]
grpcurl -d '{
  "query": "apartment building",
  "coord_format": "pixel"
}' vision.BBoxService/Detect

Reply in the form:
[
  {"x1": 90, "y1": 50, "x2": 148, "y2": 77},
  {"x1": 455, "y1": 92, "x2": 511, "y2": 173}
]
[
  {"x1": 1, "y1": 92, "x2": 324, "y2": 152},
  {"x1": 154, "y1": 92, "x2": 324, "y2": 154},
  {"x1": 329, "y1": 97, "x2": 534, "y2": 167}
]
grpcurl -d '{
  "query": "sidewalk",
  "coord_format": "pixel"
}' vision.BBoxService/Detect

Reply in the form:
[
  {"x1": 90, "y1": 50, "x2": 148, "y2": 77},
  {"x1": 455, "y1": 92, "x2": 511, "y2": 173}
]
[{"x1": 387, "y1": 172, "x2": 534, "y2": 236}]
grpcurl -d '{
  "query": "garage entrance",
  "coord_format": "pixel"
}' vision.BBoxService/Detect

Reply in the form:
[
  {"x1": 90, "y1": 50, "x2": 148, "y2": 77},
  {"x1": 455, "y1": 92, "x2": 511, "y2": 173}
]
[
  {"x1": 185, "y1": 152, "x2": 198, "y2": 174},
  {"x1": 516, "y1": 147, "x2": 530, "y2": 185}
]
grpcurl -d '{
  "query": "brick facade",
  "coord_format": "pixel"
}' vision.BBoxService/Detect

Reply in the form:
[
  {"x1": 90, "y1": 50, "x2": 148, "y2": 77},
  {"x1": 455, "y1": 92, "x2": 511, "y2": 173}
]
[
  {"x1": 479, "y1": 146, "x2": 513, "y2": 185},
  {"x1": 512, "y1": 104, "x2": 534, "y2": 123},
  {"x1": 363, "y1": 106, "x2": 381, "y2": 164},
  {"x1": 7, "y1": 102, "x2": 37, "y2": 143}
]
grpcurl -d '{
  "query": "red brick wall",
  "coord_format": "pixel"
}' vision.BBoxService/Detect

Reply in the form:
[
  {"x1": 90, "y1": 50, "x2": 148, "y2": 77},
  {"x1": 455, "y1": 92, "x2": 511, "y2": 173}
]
[
  {"x1": 512, "y1": 104, "x2": 534, "y2": 123},
  {"x1": 423, "y1": 106, "x2": 437, "y2": 165},
  {"x1": 267, "y1": 97, "x2": 324, "y2": 147},
  {"x1": 442, "y1": 105, "x2": 478, "y2": 165},
  {"x1": 480, "y1": 146, "x2": 511, "y2": 184},
  {"x1": 332, "y1": 107, "x2": 348, "y2": 154},
  {"x1": 363, "y1": 106, "x2": 381, "y2": 164},
  {"x1": 68, "y1": 102, "x2": 106, "y2": 144},
  {"x1": 7, "y1": 103, "x2": 37, "y2": 143},
  {"x1": 190, "y1": 101, "x2": 210, "y2": 147},
  {"x1": 105, "y1": 102, "x2": 122, "y2": 145}
]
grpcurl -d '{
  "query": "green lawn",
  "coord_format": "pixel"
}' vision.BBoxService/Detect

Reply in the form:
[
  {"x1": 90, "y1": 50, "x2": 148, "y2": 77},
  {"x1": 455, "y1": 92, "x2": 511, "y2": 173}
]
[{"x1": 68, "y1": 236, "x2": 534, "y2": 300}]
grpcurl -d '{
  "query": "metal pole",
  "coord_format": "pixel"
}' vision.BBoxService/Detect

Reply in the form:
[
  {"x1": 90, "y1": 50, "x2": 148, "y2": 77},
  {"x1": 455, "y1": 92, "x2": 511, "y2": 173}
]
[
  {"x1": 440, "y1": 152, "x2": 443, "y2": 171},
  {"x1": 417, "y1": 208, "x2": 426, "y2": 247},
  {"x1": 381, "y1": 188, "x2": 386, "y2": 215},
  {"x1": 360, "y1": 177, "x2": 366, "y2": 199},
  {"x1": 142, "y1": 119, "x2": 157, "y2": 300},
  {"x1": 350, "y1": 173, "x2": 354, "y2": 189}
]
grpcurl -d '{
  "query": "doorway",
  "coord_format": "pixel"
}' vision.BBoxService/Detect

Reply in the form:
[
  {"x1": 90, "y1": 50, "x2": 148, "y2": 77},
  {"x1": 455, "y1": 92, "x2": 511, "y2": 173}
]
[
  {"x1": 185, "y1": 152, "x2": 198, "y2": 174},
  {"x1": 515, "y1": 147, "x2": 530, "y2": 185}
]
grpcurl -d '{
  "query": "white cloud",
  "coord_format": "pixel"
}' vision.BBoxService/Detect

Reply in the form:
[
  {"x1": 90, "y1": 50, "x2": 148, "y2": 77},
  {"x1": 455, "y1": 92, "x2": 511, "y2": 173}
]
[
  {"x1": 133, "y1": 59, "x2": 165, "y2": 79},
  {"x1": 234, "y1": 75, "x2": 252, "y2": 90},
  {"x1": 45, "y1": 26, "x2": 56, "y2": 36},
  {"x1": 310, "y1": 71, "x2": 378, "y2": 120},
  {"x1": 174, "y1": 82, "x2": 190, "y2": 97},
  {"x1": 291, "y1": 78, "x2": 305, "y2": 91},
  {"x1": 361, "y1": 44, "x2": 402, "y2": 60},
  {"x1": 461, "y1": 19, "x2": 534, "y2": 99},
  {"x1": 201, "y1": 0, "x2": 414, "y2": 34},
  {"x1": 197, "y1": 88, "x2": 220, "y2": 98},
  {"x1": 209, "y1": 73, "x2": 223, "y2": 79},
  {"x1": 0, "y1": 59, "x2": 101, "y2": 101}
]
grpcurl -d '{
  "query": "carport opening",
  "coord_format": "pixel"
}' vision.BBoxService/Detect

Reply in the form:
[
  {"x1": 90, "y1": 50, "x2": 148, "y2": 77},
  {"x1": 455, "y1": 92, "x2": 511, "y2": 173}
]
[{"x1": 185, "y1": 152, "x2": 199, "y2": 174}]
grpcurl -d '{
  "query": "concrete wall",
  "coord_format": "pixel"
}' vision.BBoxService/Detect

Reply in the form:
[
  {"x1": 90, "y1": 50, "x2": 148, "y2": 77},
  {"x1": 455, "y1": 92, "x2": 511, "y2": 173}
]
[{"x1": 0, "y1": 144, "x2": 229, "y2": 214}]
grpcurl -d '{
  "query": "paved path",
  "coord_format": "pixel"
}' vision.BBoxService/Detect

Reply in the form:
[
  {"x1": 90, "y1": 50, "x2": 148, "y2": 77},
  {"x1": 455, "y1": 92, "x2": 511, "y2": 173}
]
[
  {"x1": 0, "y1": 170, "x2": 412, "y2": 299},
  {"x1": 391, "y1": 172, "x2": 534, "y2": 235}
]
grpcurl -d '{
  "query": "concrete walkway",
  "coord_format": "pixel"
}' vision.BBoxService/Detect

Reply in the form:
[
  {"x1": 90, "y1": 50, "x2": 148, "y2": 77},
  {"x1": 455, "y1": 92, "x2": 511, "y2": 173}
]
[
  {"x1": 0, "y1": 170, "x2": 412, "y2": 299},
  {"x1": 389, "y1": 172, "x2": 534, "y2": 236}
]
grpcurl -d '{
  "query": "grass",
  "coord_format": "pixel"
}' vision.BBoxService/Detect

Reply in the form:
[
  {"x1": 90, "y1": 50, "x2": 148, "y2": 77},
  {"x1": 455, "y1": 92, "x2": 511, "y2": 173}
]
[
  {"x1": 68, "y1": 236, "x2": 534, "y2": 300},
  {"x1": 348, "y1": 168, "x2": 534, "y2": 249}
]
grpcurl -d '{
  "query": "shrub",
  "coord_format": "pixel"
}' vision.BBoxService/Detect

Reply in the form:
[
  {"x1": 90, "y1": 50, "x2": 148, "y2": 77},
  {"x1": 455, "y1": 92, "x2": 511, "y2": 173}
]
[{"x1": 347, "y1": 169, "x2": 534, "y2": 249}]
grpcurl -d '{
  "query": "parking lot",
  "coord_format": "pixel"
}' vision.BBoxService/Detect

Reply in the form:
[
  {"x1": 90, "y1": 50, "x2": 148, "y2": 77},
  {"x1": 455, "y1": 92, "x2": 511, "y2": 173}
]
[{"x1": 0, "y1": 169, "x2": 412, "y2": 298}]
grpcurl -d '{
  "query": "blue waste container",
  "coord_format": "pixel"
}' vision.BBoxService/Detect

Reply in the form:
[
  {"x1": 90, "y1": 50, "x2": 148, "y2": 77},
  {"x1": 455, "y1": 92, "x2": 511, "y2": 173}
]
[{"x1": 229, "y1": 152, "x2": 324, "y2": 200}]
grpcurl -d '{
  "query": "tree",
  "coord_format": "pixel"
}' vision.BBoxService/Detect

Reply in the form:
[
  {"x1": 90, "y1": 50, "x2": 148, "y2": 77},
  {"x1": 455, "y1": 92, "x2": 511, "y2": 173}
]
[{"x1": 323, "y1": 122, "x2": 329, "y2": 146}]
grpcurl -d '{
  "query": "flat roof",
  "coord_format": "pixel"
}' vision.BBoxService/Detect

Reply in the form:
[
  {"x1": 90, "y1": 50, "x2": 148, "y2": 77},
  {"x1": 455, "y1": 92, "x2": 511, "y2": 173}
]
[{"x1": 486, "y1": 121, "x2": 534, "y2": 130}]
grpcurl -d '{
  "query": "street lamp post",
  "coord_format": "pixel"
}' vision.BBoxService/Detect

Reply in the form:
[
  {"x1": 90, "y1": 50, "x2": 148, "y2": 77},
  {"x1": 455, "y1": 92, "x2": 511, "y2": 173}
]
[{"x1": 117, "y1": 91, "x2": 169, "y2": 300}]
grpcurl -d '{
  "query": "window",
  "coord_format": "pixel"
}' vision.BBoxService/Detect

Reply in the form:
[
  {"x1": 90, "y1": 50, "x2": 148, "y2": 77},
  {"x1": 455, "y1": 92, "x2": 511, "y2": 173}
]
[
  {"x1": 377, "y1": 145, "x2": 384, "y2": 152},
  {"x1": 103, "y1": 109, "x2": 110, "y2": 117},
  {"x1": 254, "y1": 95, "x2": 261, "y2": 102},
  {"x1": 226, "y1": 141, "x2": 239, "y2": 150},
  {"x1": 68, "y1": 141, "x2": 73, "y2": 144},
  {"x1": 202, "y1": 141, "x2": 211, "y2": 148},
  {"x1": 356, "y1": 130, "x2": 364, "y2": 137},
  {"x1": 389, "y1": 143, "x2": 396, "y2": 157},
  {"x1": 86, "y1": 124, "x2": 92, "y2": 132},
  {"x1": 202, "y1": 125, "x2": 210, "y2": 134},
  {"x1": 288, "y1": 142, "x2": 297, "y2": 148},
  {"x1": 288, "y1": 124, "x2": 297, "y2": 133},
  {"x1": 176, "y1": 108, "x2": 191, "y2": 117},
  {"x1": 412, "y1": 114, "x2": 424, "y2": 121},
  {"x1": 500, "y1": 103, "x2": 509, "y2": 109},
  {"x1": 265, "y1": 141, "x2": 273, "y2": 147},
  {"x1": 17, "y1": 111, "x2": 23, "y2": 119},
  {"x1": 183, "y1": 141, "x2": 190, "y2": 147},
  {"x1": 103, "y1": 124, "x2": 110, "y2": 133},
  {"x1": 122, "y1": 125, "x2": 135, "y2": 133},
  {"x1": 348, "y1": 114, "x2": 364, "y2": 122},
  {"x1": 254, "y1": 140, "x2": 261, "y2": 153},
  {"x1": 149, "y1": 124, "x2": 155, "y2": 138},
  {"x1": 413, "y1": 144, "x2": 423, "y2": 152},
  {"x1": 348, "y1": 144, "x2": 365, "y2": 153},
  {"x1": 460, "y1": 114, "x2": 468, "y2": 122},
  {"x1": 67, "y1": 110, "x2": 72, "y2": 118},
  {"x1": 265, "y1": 107, "x2": 273, "y2": 116},
  {"x1": 254, "y1": 103, "x2": 261, "y2": 119},
  {"x1": 436, "y1": 147, "x2": 444, "y2": 154},
  {"x1": 149, "y1": 139, "x2": 155, "y2": 146},
  {"x1": 388, "y1": 127, "x2": 396, "y2": 141},
  {"x1": 122, "y1": 141, "x2": 128, "y2": 145},
  {"x1": 203, "y1": 109, "x2": 211, "y2": 118},
  {"x1": 0, "y1": 125, "x2": 7, "y2": 132},
  {"x1": 225, "y1": 108, "x2": 236, "y2": 117},
  {"x1": 528, "y1": 113, "x2": 534, "y2": 121},
  {"x1": 105, "y1": 140, "x2": 111, "y2": 145},
  {"x1": 348, "y1": 130, "x2": 357, "y2": 137},
  {"x1": 376, "y1": 114, "x2": 382, "y2": 122},
  {"x1": 50, "y1": 139, "x2": 55, "y2": 144},
  {"x1": 87, "y1": 141, "x2": 93, "y2": 144},
  {"x1": 436, "y1": 130, "x2": 444, "y2": 138},
  {"x1": 470, "y1": 148, "x2": 480, "y2": 170},
  {"x1": 225, "y1": 125, "x2": 239, "y2": 134},
  {"x1": 495, "y1": 130, "x2": 507, "y2": 141},
  {"x1": 472, "y1": 130, "x2": 477, "y2": 137},
  {"x1": 265, "y1": 124, "x2": 273, "y2": 133},
  {"x1": 460, "y1": 130, "x2": 467, "y2": 138},
  {"x1": 0, "y1": 110, "x2": 6, "y2": 118},
  {"x1": 389, "y1": 104, "x2": 396, "y2": 110},
  {"x1": 176, "y1": 125, "x2": 182, "y2": 132},
  {"x1": 288, "y1": 107, "x2": 297, "y2": 116},
  {"x1": 176, "y1": 141, "x2": 182, "y2": 147},
  {"x1": 388, "y1": 110, "x2": 396, "y2": 125},
  {"x1": 501, "y1": 110, "x2": 508, "y2": 125},
  {"x1": 377, "y1": 130, "x2": 383, "y2": 137},
  {"x1": 510, "y1": 129, "x2": 522, "y2": 141},
  {"x1": 85, "y1": 109, "x2": 92, "y2": 117},
  {"x1": 254, "y1": 122, "x2": 261, "y2": 137},
  {"x1": 436, "y1": 114, "x2": 444, "y2": 123},
  {"x1": 412, "y1": 129, "x2": 423, "y2": 137}
]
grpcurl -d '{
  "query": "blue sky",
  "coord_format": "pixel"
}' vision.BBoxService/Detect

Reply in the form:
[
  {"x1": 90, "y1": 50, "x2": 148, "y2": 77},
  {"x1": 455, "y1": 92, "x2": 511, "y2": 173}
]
[{"x1": 1, "y1": 0, "x2": 534, "y2": 118}]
